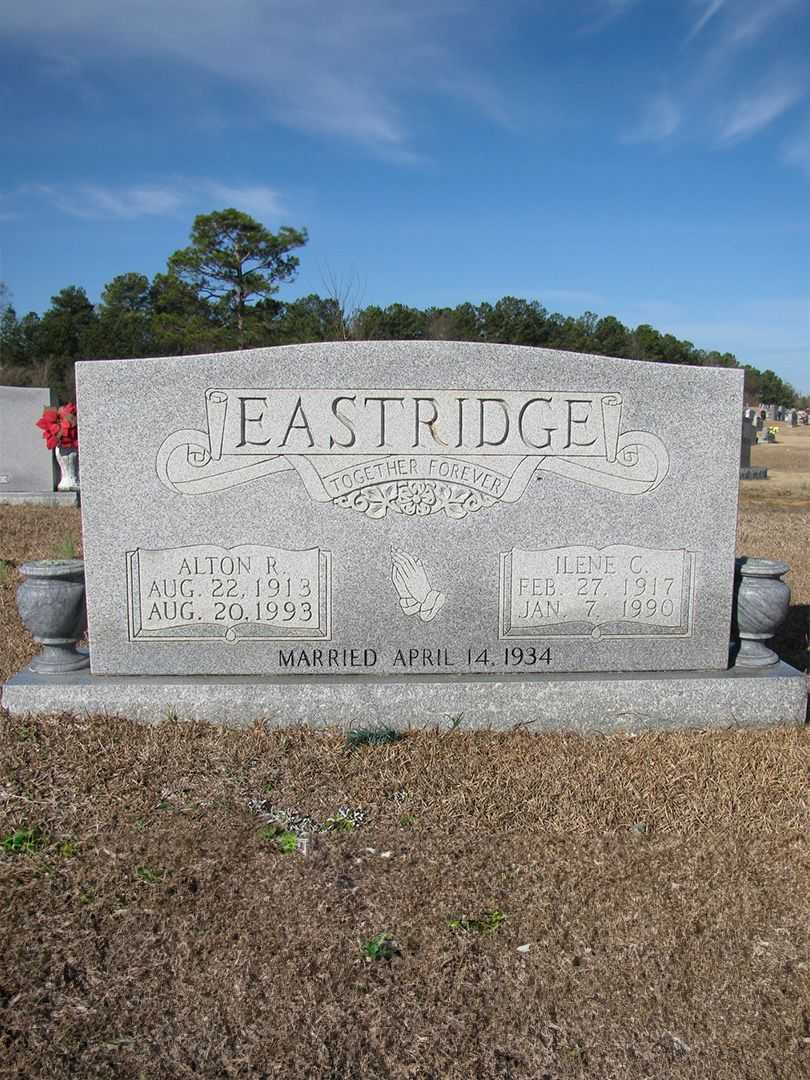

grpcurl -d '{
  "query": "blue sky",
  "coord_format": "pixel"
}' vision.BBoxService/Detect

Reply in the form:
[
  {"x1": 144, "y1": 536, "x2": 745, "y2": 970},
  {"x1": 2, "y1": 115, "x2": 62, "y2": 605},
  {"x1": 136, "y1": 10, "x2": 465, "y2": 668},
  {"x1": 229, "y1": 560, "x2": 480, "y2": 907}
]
[{"x1": 1, "y1": 0, "x2": 808, "y2": 390}]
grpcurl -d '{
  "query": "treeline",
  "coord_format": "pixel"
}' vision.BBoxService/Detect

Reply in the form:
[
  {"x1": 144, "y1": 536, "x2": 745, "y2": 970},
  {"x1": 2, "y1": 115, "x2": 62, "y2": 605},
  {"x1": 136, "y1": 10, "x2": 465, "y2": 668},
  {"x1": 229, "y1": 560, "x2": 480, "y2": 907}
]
[{"x1": 0, "y1": 209, "x2": 802, "y2": 409}]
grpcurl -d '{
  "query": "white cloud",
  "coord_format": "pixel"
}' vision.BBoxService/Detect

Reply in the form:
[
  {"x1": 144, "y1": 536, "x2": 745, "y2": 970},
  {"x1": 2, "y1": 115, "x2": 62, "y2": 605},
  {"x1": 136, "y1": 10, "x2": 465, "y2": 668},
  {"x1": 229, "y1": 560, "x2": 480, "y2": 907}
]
[
  {"x1": 782, "y1": 130, "x2": 810, "y2": 174},
  {"x1": 622, "y1": 95, "x2": 681, "y2": 143},
  {"x1": 720, "y1": 81, "x2": 804, "y2": 141},
  {"x1": 580, "y1": 0, "x2": 642, "y2": 33},
  {"x1": 669, "y1": 2, "x2": 808, "y2": 154},
  {"x1": 686, "y1": 0, "x2": 725, "y2": 42},
  {"x1": 727, "y1": 0, "x2": 797, "y2": 45},
  {"x1": 694, "y1": 0, "x2": 800, "y2": 72},
  {"x1": 1, "y1": 0, "x2": 508, "y2": 152},
  {"x1": 28, "y1": 183, "x2": 186, "y2": 220},
  {"x1": 23, "y1": 180, "x2": 285, "y2": 221},
  {"x1": 199, "y1": 184, "x2": 284, "y2": 219}
]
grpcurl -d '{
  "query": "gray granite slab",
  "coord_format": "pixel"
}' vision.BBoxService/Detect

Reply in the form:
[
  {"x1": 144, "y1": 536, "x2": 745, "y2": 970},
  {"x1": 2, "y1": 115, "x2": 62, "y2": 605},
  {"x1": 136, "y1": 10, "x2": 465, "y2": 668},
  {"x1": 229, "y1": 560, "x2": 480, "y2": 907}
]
[
  {"x1": 2, "y1": 663, "x2": 805, "y2": 732},
  {"x1": 75, "y1": 343, "x2": 744, "y2": 677},
  {"x1": 0, "y1": 386, "x2": 54, "y2": 494},
  {"x1": 740, "y1": 415, "x2": 755, "y2": 468}
]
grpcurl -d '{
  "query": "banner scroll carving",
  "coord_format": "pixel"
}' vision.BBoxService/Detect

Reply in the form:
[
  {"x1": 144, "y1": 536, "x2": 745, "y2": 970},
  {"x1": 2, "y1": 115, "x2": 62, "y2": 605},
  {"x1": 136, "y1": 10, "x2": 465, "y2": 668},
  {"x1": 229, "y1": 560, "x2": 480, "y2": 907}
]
[{"x1": 156, "y1": 388, "x2": 670, "y2": 519}]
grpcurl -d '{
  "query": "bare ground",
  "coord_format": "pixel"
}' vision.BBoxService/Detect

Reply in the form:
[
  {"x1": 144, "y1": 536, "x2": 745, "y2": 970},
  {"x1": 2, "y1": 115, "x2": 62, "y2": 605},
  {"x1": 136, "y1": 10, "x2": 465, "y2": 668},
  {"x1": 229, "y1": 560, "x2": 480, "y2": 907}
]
[{"x1": 0, "y1": 451, "x2": 808, "y2": 1078}]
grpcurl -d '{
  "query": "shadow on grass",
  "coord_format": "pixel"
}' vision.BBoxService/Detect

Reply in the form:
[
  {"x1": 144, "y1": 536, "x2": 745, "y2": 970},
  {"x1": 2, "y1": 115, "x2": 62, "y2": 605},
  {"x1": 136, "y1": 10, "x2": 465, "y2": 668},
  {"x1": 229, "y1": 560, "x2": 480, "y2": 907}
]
[{"x1": 774, "y1": 603, "x2": 809, "y2": 672}]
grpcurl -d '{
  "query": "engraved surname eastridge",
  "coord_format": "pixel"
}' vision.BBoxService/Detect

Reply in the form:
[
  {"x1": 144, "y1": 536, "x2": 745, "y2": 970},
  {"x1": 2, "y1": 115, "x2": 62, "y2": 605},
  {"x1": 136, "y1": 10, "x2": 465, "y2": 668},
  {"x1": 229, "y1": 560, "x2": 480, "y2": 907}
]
[
  {"x1": 156, "y1": 388, "x2": 670, "y2": 512},
  {"x1": 176, "y1": 390, "x2": 615, "y2": 456},
  {"x1": 279, "y1": 396, "x2": 315, "y2": 448},
  {"x1": 565, "y1": 399, "x2": 598, "y2": 448},
  {"x1": 237, "y1": 396, "x2": 272, "y2": 447},
  {"x1": 329, "y1": 396, "x2": 357, "y2": 448}
]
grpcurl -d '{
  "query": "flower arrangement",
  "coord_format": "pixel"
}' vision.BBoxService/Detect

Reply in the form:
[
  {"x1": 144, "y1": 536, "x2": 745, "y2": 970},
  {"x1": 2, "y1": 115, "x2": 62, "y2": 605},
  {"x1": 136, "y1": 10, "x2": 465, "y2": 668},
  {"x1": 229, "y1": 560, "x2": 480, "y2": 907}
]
[
  {"x1": 36, "y1": 403, "x2": 78, "y2": 451},
  {"x1": 768, "y1": 425, "x2": 779, "y2": 438}
]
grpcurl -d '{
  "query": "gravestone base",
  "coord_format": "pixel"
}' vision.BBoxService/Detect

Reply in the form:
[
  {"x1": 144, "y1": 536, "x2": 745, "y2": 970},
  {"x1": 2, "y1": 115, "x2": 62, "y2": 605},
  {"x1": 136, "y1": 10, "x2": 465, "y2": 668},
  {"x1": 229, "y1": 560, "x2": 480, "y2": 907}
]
[
  {"x1": 740, "y1": 467, "x2": 768, "y2": 481},
  {"x1": 2, "y1": 663, "x2": 806, "y2": 733},
  {"x1": 0, "y1": 492, "x2": 79, "y2": 507}
]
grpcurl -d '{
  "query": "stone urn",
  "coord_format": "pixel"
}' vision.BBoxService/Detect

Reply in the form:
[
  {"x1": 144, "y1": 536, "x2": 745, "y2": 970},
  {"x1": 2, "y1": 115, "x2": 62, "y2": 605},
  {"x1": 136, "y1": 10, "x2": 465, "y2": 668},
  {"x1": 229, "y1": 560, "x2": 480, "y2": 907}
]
[
  {"x1": 16, "y1": 559, "x2": 89, "y2": 673},
  {"x1": 54, "y1": 447, "x2": 80, "y2": 491},
  {"x1": 732, "y1": 557, "x2": 791, "y2": 667}
]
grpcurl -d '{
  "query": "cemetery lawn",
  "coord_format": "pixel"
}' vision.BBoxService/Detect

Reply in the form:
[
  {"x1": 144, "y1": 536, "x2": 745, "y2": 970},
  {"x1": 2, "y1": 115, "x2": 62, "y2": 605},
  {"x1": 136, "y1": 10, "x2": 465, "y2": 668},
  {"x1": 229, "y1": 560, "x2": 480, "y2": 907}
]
[{"x1": 1, "y1": 440, "x2": 808, "y2": 1079}]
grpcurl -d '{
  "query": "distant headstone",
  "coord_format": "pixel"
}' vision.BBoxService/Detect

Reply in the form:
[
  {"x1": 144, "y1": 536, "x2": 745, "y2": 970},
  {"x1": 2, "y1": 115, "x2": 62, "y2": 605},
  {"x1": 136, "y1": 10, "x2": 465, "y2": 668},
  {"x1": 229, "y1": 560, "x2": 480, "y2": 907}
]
[
  {"x1": 740, "y1": 417, "x2": 755, "y2": 468},
  {"x1": 0, "y1": 386, "x2": 54, "y2": 495},
  {"x1": 740, "y1": 416, "x2": 767, "y2": 480}
]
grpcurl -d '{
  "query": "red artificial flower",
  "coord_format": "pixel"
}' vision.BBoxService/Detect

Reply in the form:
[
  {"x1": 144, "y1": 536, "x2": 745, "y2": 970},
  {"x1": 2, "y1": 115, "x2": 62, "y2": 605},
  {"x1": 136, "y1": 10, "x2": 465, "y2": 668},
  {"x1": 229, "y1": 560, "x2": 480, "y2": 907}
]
[
  {"x1": 36, "y1": 402, "x2": 78, "y2": 451},
  {"x1": 36, "y1": 408, "x2": 59, "y2": 432}
]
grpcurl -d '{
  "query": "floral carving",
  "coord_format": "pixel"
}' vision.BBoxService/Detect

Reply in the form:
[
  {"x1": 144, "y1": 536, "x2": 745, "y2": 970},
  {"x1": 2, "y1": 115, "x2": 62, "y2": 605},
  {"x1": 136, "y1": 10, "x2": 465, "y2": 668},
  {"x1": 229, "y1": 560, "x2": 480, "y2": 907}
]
[
  {"x1": 334, "y1": 479, "x2": 497, "y2": 520},
  {"x1": 397, "y1": 481, "x2": 436, "y2": 516}
]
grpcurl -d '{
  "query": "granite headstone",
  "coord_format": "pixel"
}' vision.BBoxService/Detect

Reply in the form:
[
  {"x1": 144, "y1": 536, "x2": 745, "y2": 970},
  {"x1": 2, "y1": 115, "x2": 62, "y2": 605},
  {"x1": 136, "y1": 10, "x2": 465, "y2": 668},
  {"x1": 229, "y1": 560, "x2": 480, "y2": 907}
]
[
  {"x1": 0, "y1": 386, "x2": 54, "y2": 494},
  {"x1": 740, "y1": 416, "x2": 754, "y2": 468},
  {"x1": 75, "y1": 343, "x2": 744, "y2": 678},
  {"x1": 740, "y1": 416, "x2": 767, "y2": 480}
]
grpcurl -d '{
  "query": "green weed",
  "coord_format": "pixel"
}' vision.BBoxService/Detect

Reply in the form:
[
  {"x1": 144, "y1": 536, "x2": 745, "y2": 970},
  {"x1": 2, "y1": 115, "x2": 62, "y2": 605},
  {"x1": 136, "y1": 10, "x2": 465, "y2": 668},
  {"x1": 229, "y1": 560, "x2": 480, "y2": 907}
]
[
  {"x1": 359, "y1": 931, "x2": 399, "y2": 962},
  {"x1": 0, "y1": 559, "x2": 10, "y2": 586},
  {"x1": 345, "y1": 726, "x2": 404, "y2": 750},
  {"x1": 324, "y1": 813, "x2": 355, "y2": 832},
  {"x1": 135, "y1": 866, "x2": 162, "y2": 884},
  {"x1": 448, "y1": 909, "x2": 507, "y2": 934},
  {"x1": 259, "y1": 824, "x2": 299, "y2": 853},
  {"x1": 1, "y1": 826, "x2": 46, "y2": 854},
  {"x1": 51, "y1": 534, "x2": 78, "y2": 559}
]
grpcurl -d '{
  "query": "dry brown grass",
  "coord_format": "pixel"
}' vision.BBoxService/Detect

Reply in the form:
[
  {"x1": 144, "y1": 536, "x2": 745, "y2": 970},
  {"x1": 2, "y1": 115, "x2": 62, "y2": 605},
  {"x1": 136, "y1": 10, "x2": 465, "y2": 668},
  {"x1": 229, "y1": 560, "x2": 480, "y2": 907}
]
[
  {"x1": 737, "y1": 428, "x2": 810, "y2": 673},
  {"x1": 742, "y1": 422, "x2": 810, "y2": 508},
  {"x1": 1, "y1": 714, "x2": 808, "y2": 1079},
  {"x1": 0, "y1": 507, "x2": 84, "y2": 685},
  {"x1": 0, "y1": 469, "x2": 809, "y2": 1078}
]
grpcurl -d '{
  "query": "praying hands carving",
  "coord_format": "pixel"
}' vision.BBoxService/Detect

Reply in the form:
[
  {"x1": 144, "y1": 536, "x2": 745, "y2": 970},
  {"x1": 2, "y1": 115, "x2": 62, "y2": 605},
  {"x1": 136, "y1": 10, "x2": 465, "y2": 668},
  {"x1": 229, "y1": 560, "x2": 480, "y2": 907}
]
[{"x1": 390, "y1": 549, "x2": 445, "y2": 622}]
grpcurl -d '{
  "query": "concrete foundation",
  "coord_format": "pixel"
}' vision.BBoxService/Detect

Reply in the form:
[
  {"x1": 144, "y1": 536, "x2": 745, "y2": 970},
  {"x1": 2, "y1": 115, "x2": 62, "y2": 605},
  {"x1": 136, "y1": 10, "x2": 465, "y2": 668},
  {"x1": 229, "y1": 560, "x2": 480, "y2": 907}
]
[
  {"x1": 0, "y1": 492, "x2": 79, "y2": 507},
  {"x1": 2, "y1": 662, "x2": 806, "y2": 733}
]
